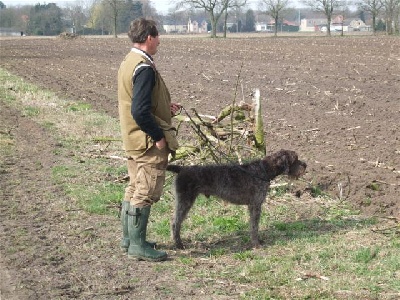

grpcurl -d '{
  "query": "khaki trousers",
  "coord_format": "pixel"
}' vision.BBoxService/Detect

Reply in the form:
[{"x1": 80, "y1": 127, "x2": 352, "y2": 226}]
[{"x1": 124, "y1": 145, "x2": 169, "y2": 207}]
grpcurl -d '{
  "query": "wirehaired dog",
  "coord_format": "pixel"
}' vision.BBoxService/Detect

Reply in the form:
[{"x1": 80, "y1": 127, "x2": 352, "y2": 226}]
[{"x1": 167, "y1": 149, "x2": 307, "y2": 249}]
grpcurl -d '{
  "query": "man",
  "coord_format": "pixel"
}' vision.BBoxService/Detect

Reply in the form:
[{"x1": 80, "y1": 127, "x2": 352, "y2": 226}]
[{"x1": 118, "y1": 18, "x2": 180, "y2": 261}]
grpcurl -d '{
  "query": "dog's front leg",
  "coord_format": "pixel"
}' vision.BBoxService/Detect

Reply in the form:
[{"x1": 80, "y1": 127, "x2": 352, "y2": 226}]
[{"x1": 248, "y1": 204, "x2": 262, "y2": 248}]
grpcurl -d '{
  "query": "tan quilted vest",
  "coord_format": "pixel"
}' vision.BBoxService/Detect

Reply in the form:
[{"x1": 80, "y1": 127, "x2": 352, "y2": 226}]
[{"x1": 118, "y1": 50, "x2": 178, "y2": 156}]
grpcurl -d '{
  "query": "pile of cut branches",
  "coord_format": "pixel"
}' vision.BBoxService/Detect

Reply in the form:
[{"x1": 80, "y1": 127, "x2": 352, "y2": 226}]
[{"x1": 173, "y1": 88, "x2": 265, "y2": 165}]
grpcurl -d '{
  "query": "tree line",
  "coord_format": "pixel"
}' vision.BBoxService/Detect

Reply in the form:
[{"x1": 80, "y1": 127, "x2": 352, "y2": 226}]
[{"x1": 0, "y1": 0, "x2": 398, "y2": 37}]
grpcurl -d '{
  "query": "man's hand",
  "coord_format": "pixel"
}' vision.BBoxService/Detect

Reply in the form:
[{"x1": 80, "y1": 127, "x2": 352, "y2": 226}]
[
  {"x1": 155, "y1": 137, "x2": 166, "y2": 150},
  {"x1": 171, "y1": 103, "x2": 182, "y2": 116}
]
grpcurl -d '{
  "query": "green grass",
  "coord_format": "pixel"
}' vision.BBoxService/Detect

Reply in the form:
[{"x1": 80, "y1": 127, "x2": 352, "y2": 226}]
[
  {"x1": 22, "y1": 105, "x2": 41, "y2": 117},
  {"x1": 1, "y1": 67, "x2": 399, "y2": 299}
]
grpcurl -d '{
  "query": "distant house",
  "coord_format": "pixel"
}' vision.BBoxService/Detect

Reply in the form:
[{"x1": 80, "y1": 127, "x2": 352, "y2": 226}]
[
  {"x1": 256, "y1": 20, "x2": 299, "y2": 32},
  {"x1": 349, "y1": 19, "x2": 371, "y2": 31},
  {"x1": 163, "y1": 18, "x2": 207, "y2": 34},
  {"x1": 188, "y1": 18, "x2": 207, "y2": 33},
  {"x1": 163, "y1": 24, "x2": 188, "y2": 34},
  {"x1": 300, "y1": 15, "x2": 370, "y2": 32},
  {"x1": 299, "y1": 18, "x2": 327, "y2": 32},
  {"x1": 255, "y1": 22, "x2": 273, "y2": 32}
]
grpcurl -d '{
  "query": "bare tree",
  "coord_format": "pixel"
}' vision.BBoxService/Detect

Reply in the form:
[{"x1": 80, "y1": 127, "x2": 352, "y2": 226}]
[
  {"x1": 64, "y1": 2, "x2": 89, "y2": 34},
  {"x1": 261, "y1": 0, "x2": 289, "y2": 37},
  {"x1": 357, "y1": 0, "x2": 384, "y2": 34},
  {"x1": 104, "y1": 0, "x2": 124, "y2": 37},
  {"x1": 383, "y1": 0, "x2": 400, "y2": 34},
  {"x1": 302, "y1": 0, "x2": 344, "y2": 36},
  {"x1": 177, "y1": 0, "x2": 230, "y2": 37},
  {"x1": 222, "y1": 0, "x2": 247, "y2": 37}
]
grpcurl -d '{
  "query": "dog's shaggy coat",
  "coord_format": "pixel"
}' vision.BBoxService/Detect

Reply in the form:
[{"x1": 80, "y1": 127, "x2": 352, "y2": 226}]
[{"x1": 167, "y1": 149, "x2": 307, "y2": 249}]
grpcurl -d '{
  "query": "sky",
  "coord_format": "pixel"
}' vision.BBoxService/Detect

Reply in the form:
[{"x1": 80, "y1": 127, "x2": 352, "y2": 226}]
[
  {"x1": 3, "y1": 0, "x2": 302, "y2": 13},
  {"x1": 2, "y1": 0, "x2": 173, "y2": 13}
]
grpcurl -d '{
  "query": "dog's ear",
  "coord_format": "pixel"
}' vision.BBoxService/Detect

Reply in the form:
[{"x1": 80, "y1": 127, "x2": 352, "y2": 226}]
[
  {"x1": 286, "y1": 150, "x2": 298, "y2": 165},
  {"x1": 275, "y1": 151, "x2": 290, "y2": 175},
  {"x1": 275, "y1": 155, "x2": 289, "y2": 174},
  {"x1": 276, "y1": 150, "x2": 300, "y2": 174}
]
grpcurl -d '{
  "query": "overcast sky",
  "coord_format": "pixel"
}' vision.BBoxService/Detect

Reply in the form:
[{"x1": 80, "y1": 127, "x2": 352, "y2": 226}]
[
  {"x1": 2, "y1": 0, "x2": 303, "y2": 13},
  {"x1": 2, "y1": 0, "x2": 173, "y2": 13}
]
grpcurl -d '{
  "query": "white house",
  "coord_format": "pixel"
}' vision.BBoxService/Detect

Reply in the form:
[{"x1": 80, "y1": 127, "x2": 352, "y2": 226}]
[
  {"x1": 163, "y1": 19, "x2": 207, "y2": 34},
  {"x1": 300, "y1": 16, "x2": 369, "y2": 32},
  {"x1": 188, "y1": 18, "x2": 208, "y2": 33},
  {"x1": 299, "y1": 18, "x2": 327, "y2": 32},
  {"x1": 255, "y1": 22, "x2": 273, "y2": 32},
  {"x1": 163, "y1": 24, "x2": 188, "y2": 34}
]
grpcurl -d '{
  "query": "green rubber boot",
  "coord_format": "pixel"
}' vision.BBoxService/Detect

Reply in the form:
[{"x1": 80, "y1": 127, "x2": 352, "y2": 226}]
[
  {"x1": 120, "y1": 201, "x2": 156, "y2": 252},
  {"x1": 127, "y1": 205, "x2": 167, "y2": 261}
]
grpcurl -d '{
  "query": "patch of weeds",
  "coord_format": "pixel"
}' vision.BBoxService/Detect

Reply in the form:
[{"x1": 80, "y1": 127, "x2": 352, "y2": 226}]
[
  {"x1": 366, "y1": 182, "x2": 380, "y2": 191},
  {"x1": 209, "y1": 247, "x2": 226, "y2": 257},
  {"x1": 155, "y1": 285, "x2": 173, "y2": 295},
  {"x1": 361, "y1": 197, "x2": 372, "y2": 206},
  {"x1": 293, "y1": 252, "x2": 312, "y2": 263},
  {"x1": 269, "y1": 184, "x2": 289, "y2": 198},
  {"x1": 152, "y1": 218, "x2": 170, "y2": 238},
  {"x1": 392, "y1": 239, "x2": 400, "y2": 248},
  {"x1": 353, "y1": 246, "x2": 379, "y2": 264},
  {"x1": 43, "y1": 121, "x2": 55, "y2": 130},
  {"x1": 3, "y1": 93, "x2": 17, "y2": 104},
  {"x1": 273, "y1": 220, "x2": 307, "y2": 232},
  {"x1": 368, "y1": 285, "x2": 383, "y2": 294},
  {"x1": 79, "y1": 182, "x2": 124, "y2": 215},
  {"x1": 6, "y1": 247, "x2": 18, "y2": 255},
  {"x1": 190, "y1": 214, "x2": 207, "y2": 227},
  {"x1": 153, "y1": 264, "x2": 169, "y2": 273},
  {"x1": 213, "y1": 215, "x2": 246, "y2": 233},
  {"x1": 271, "y1": 204, "x2": 290, "y2": 218},
  {"x1": 22, "y1": 106, "x2": 40, "y2": 117},
  {"x1": 52, "y1": 165, "x2": 78, "y2": 184},
  {"x1": 309, "y1": 184, "x2": 325, "y2": 197},
  {"x1": 151, "y1": 195, "x2": 172, "y2": 215},
  {"x1": 233, "y1": 250, "x2": 256, "y2": 261},
  {"x1": 16, "y1": 228, "x2": 28, "y2": 236},
  {"x1": 66, "y1": 101, "x2": 91, "y2": 112},
  {"x1": 325, "y1": 203, "x2": 360, "y2": 220},
  {"x1": 240, "y1": 235, "x2": 251, "y2": 244},
  {"x1": 178, "y1": 257, "x2": 194, "y2": 265}
]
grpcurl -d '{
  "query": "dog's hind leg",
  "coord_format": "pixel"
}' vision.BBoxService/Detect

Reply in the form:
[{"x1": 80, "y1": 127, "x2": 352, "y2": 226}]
[
  {"x1": 248, "y1": 203, "x2": 262, "y2": 248},
  {"x1": 172, "y1": 191, "x2": 197, "y2": 249}
]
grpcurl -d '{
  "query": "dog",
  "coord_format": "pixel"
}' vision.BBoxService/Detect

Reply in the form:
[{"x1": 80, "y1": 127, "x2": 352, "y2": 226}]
[{"x1": 166, "y1": 149, "x2": 307, "y2": 249}]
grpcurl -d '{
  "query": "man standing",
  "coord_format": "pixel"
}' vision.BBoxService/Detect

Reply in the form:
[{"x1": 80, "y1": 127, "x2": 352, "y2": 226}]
[{"x1": 118, "y1": 18, "x2": 180, "y2": 261}]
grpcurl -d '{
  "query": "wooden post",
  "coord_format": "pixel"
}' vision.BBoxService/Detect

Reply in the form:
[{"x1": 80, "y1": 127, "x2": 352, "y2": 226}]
[{"x1": 252, "y1": 89, "x2": 266, "y2": 154}]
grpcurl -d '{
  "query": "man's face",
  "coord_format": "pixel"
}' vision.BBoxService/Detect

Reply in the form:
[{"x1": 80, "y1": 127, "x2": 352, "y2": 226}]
[{"x1": 147, "y1": 35, "x2": 160, "y2": 56}]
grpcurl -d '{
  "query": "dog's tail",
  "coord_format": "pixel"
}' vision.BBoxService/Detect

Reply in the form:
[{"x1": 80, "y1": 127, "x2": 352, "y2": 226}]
[{"x1": 166, "y1": 165, "x2": 182, "y2": 173}]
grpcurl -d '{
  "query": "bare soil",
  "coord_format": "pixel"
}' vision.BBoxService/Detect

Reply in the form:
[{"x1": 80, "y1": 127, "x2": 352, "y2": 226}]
[{"x1": 0, "y1": 34, "x2": 399, "y2": 299}]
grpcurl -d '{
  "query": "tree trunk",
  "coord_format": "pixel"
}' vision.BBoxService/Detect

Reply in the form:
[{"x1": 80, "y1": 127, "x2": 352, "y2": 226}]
[
  {"x1": 372, "y1": 14, "x2": 376, "y2": 34},
  {"x1": 223, "y1": 8, "x2": 228, "y2": 38},
  {"x1": 209, "y1": 11, "x2": 217, "y2": 38},
  {"x1": 327, "y1": 16, "x2": 331, "y2": 36}
]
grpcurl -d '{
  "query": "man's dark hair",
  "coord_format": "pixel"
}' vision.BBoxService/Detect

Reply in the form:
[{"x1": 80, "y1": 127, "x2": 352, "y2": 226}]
[{"x1": 128, "y1": 18, "x2": 158, "y2": 43}]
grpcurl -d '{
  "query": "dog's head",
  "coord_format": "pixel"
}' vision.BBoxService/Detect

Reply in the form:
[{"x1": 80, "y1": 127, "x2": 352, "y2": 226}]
[{"x1": 267, "y1": 149, "x2": 307, "y2": 179}]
